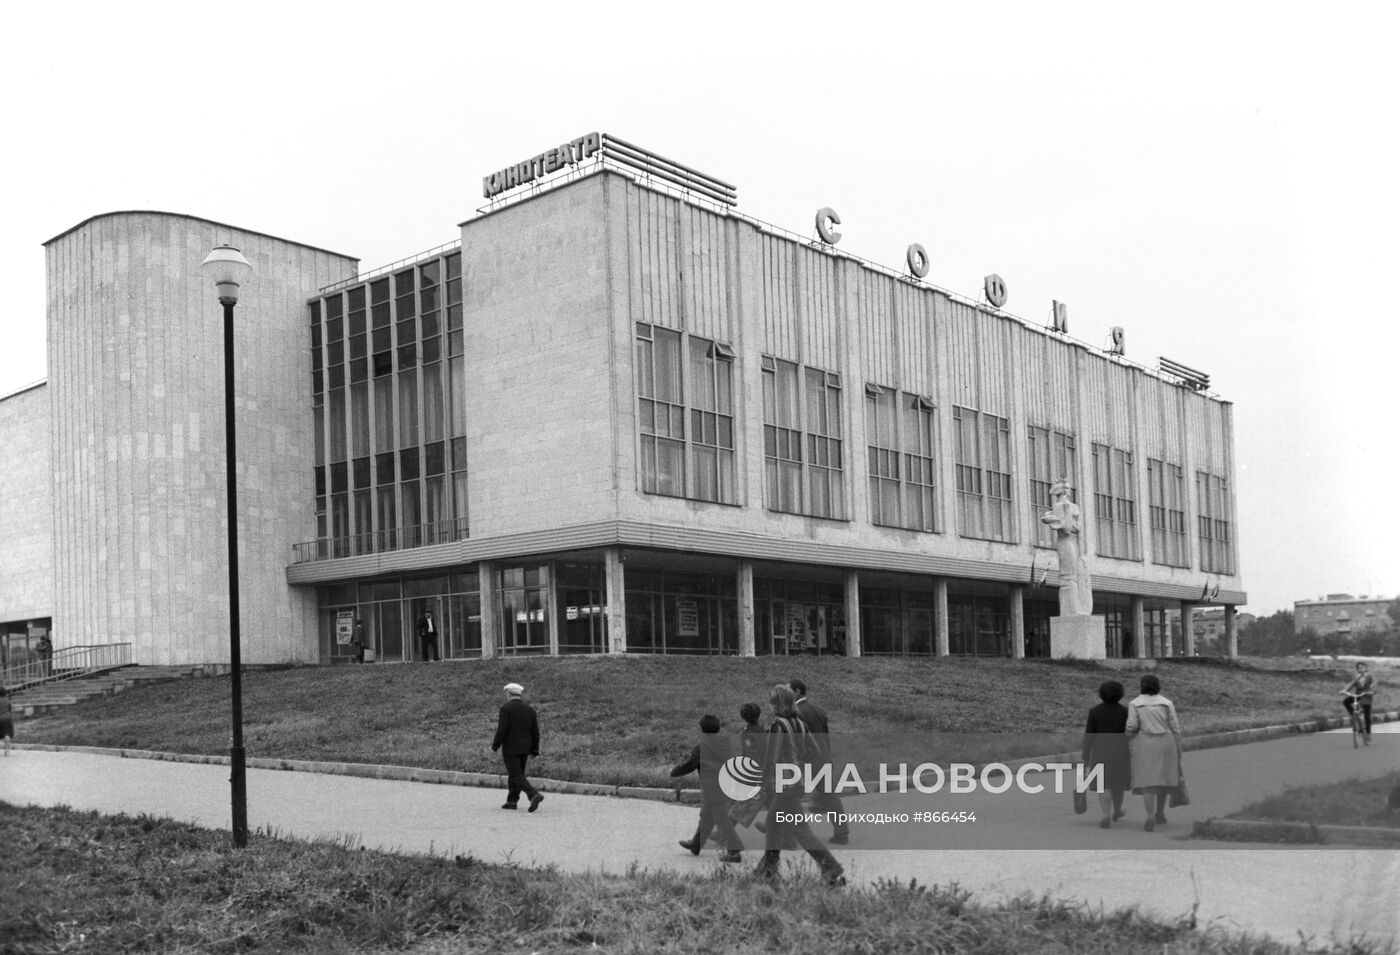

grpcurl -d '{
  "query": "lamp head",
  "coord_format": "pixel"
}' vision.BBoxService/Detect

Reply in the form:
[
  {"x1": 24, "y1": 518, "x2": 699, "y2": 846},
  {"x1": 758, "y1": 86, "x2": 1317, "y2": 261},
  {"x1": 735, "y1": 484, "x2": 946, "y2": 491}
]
[{"x1": 201, "y1": 244, "x2": 253, "y2": 306}]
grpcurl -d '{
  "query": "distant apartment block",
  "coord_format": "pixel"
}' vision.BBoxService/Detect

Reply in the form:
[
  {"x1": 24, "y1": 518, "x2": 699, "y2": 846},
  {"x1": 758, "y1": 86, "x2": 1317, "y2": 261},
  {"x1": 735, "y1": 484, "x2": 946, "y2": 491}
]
[{"x1": 1294, "y1": 594, "x2": 1394, "y2": 638}]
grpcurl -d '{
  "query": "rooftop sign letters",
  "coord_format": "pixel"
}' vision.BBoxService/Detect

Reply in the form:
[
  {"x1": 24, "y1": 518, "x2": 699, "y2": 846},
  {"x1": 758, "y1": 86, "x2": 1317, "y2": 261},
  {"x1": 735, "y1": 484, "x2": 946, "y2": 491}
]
[{"x1": 482, "y1": 132, "x2": 601, "y2": 200}]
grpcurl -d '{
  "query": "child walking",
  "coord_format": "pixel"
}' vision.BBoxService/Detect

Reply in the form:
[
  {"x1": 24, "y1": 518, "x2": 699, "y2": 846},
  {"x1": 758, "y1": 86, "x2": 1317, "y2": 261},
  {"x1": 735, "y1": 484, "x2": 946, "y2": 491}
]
[{"x1": 670, "y1": 714, "x2": 744, "y2": 862}]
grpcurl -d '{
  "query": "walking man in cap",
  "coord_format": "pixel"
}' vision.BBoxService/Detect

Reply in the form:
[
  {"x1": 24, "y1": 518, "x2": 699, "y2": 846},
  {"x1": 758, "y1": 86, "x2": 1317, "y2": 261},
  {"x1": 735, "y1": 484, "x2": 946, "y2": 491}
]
[{"x1": 492, "y1": 683, "x2": 544, "y2": 812}]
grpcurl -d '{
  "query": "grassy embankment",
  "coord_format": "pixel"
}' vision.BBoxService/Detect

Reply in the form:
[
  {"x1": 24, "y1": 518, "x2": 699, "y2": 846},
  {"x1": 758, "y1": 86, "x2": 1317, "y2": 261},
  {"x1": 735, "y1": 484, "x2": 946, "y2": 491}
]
[
  {"x1": 19, "y1": 655, "x2": 1381, "y2": 788},
  {"x1": 2, "y1": 803, "x2": 1388, "y2": 955},
  {"x1": 1224, "y1": 775, "x2": 1400, "y2": 831}
]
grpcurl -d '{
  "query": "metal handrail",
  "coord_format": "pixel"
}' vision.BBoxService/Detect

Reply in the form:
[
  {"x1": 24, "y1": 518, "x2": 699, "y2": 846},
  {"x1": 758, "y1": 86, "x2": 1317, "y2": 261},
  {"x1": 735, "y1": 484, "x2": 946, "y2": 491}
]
[
  {"x1": 2, "y1": 642, "x2": 133, "y2": 693},
  {"x1": 290, "y1": 518, "x2": 469, "y2": 564}
]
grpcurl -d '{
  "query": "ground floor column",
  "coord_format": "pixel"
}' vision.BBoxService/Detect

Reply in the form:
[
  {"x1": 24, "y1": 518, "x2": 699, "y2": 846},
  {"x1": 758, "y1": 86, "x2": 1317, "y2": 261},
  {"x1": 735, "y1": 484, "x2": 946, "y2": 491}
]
[
  {"x1": 1009, "y1": 585, "x2": 1025, "y2": 659},
  {"x1": 737, "y1": 560, "x2": 756, "y2": 657},
  {"x1": 478, "y1": 562, "x2": 498, "y2": 660},
  {"x1": 545, "y1": 563, "x2": 560, "y2": 656},
  {"x1": 1181, "y1": 602, "x2": 1197, "y2": 657},
  {"x1": 844, "y1": 570, "x2": 862, "y2": 657},
  {"x1": 934, "y1": 577, "x2": 950, "y2": 656},
  {"x1": 1225, "y1": 605, "x2": 1238, "y2": 658},
  {"x1": 605, "y1": 547, "x2": 627, "y2": 654},
  {"x1": 1131, "y1": 596, "x2": 1147, "y2": 659}
]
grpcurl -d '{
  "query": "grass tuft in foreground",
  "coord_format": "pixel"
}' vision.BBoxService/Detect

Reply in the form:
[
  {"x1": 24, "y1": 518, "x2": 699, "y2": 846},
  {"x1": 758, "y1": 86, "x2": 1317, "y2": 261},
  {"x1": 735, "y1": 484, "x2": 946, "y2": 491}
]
[{"x1": 1, "y1": 803, "x2": 1390, "y2": 955}]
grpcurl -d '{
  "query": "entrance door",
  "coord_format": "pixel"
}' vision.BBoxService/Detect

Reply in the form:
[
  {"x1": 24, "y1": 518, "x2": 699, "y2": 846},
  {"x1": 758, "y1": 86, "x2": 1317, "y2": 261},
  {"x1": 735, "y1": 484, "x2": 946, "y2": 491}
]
[
  {"x1": 376, "y1": 603, "x2": 404, "y2": 662},
  {"x1": 406, "y1": 598, "x2": 445, "y2": 661}
]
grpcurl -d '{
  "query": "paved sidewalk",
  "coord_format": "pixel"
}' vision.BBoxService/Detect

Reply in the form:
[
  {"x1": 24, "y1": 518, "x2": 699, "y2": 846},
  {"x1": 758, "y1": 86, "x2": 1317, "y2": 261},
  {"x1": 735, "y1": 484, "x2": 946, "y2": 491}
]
[{"x1": 2, "y1": 726, "x2": 1397, "y2": 947}]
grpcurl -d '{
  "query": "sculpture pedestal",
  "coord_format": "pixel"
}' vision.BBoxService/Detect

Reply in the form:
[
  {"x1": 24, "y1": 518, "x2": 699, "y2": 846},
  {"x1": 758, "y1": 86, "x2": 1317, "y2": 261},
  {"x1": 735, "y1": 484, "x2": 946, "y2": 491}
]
[{"x1": 1050, "y1": 615, "x2": 1106, "y2": 660}]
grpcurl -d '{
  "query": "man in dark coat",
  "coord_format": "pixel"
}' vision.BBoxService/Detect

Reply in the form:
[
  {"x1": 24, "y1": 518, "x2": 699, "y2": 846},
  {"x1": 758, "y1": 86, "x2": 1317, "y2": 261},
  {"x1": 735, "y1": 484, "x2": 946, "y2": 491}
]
[
  {"x1": 791, "y1": 678, "x2": 848, "y2": 844},
  {"x1": 416, "y1": 611, "x2": 440, "y2": 662},
  {"x1": 491, "y1": 682, "x2": 543, "y2": 811}
]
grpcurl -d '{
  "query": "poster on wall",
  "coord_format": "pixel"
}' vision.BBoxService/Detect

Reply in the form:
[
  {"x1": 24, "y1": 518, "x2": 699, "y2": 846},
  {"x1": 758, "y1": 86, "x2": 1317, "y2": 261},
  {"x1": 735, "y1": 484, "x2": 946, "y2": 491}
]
[
  {"x1": 785, "y1": 603, "x2": 810, "y2": 651},
  {"x1": 676, "y1": 598, "x2": 699, "y2": 639},
  {"x1": 336, "y1": 610, "x2": 355, "y2": 646}
]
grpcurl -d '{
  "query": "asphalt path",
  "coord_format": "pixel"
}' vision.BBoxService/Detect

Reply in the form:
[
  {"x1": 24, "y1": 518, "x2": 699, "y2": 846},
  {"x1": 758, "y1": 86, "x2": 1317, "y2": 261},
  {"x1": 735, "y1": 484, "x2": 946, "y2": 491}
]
[{"x1": 2, "y1": 725, "x2": 1397, "y2": 948}]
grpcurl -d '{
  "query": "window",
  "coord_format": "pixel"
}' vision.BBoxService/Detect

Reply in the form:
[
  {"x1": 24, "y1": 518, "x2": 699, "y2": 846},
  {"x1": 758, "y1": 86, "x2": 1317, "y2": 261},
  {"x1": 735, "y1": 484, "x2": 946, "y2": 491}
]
[
  {"x1": 451, "y1": 436, "x2": 468, "y2": 537},
  {"x1": 327, "y1": 387, "x2": 346, "y2": 464},
  {"x1": 398, "y1": 369, "x2": 418, "y2": 448},
  {"x1": 350, "y1": 382, "x2": 369, "y2": 458},
  {"x1": 688, "y1": 338, "x2": 737, "y2": 503},
  {"x1": 1147, "y1": 459, "x2": 1189, "y2": 567},
  {"x1": 804, "y1": 367, "x2": 844, "y2": 519},
  {"x1": 370, "y1": 278, "x2": 391, "y2": 329},
  {"x1": 1027, "y1": 425, "x2": 1077, "y2": 547},
  {"x1": 635, "y1": 324, "x2": 686, "y2": 497},
  {"x1": 373, "y1": 379, "x2": 394, "y2": 453},
  {"x1": 1092, "y1": 444, "x2": 1140, "y2": 560},
  {"x1": 422, "y1": 362, "x2": 444, "y2": 444},
  {"x1": 635, "y1": 325, "x2": 736, "y2": 503},
  {"x1": 762, "y1": 357, "x2": 802, "y2": 513},
  {"x1": 865, "y1": 385, "x2": 936, "y2": 531},
  {"x1": 953, "y1": 407, "x2": 1012, "y2": 541},
  {"x1": 1196, "y1": 471, "x2": 1233, "y2": 574},
  {"x1": 303, "y1": 253, "x2": 470, "y2": 562},
  {"x1": 763, "y1": 357, "x2": 845, "y2": 519}
]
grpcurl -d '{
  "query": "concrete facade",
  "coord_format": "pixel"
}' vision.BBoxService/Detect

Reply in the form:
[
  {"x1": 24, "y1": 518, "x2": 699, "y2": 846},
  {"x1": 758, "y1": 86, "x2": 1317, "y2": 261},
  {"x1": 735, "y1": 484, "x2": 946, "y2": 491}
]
[
  {"x1": 290, "y1": 168, "x2": 1245, "y2": 662},
  {"x1": 462, "y1": 180, "x2": 617, "y2": 538},
  {"x1": 3, "y1": 148, "x2": 1247, "y2": 665},
  {"x1": 0, "y1": 382, "x2": 53, "y2": 626},
  {"x1": 43, "y1": 212, "x2": 357, "y2": 664}
]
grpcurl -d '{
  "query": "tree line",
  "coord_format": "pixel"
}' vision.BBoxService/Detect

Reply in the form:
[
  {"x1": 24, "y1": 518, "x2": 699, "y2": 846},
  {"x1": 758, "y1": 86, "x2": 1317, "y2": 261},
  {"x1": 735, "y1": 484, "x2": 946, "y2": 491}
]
[{"x1": 1238, "y1": 600, "x2": 1400, "y2": 657}]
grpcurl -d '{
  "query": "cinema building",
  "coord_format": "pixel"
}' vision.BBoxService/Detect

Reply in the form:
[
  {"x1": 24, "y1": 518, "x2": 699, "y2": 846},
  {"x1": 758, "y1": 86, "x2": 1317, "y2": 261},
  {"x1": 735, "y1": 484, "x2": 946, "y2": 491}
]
[{"x1": 0, "y1": 134, "x2": 1246, "y2": 669}]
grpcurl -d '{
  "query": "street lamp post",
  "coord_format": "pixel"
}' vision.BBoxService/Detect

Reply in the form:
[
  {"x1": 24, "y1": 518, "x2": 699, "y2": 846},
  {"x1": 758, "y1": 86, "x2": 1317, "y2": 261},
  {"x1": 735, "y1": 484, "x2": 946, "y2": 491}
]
[{"x1": 201, "y1": 243, "x2": 253, "y2": 848}]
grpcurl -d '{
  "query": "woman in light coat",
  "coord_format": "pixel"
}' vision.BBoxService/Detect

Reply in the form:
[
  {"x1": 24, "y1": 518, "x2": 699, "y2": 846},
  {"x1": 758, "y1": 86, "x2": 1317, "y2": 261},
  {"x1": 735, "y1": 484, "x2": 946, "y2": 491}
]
[{"x1": 1125, "y1": 673, "x2": 1182, "y2": 831}]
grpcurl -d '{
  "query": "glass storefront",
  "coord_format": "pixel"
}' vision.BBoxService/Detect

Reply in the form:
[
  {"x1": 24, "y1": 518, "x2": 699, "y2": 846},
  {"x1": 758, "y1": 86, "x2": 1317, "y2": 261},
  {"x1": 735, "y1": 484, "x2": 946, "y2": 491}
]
[
  {"x1": 1023, "y1": 598, "x2": 1057, "y2": 658},
  {"x1": 1, "y1": 619, "x2": 51, "y2": 677},
  {"x1": 626, "y1": 569, "x2": 738, "y2": 654},
  {"x1": 498, "y1": 566, "x2": 548, "y2": 655},
  {"x1": 318, "y1": 573, "x2": 480, "y2": 663},
  {"x1": 1145, "y1": 607, "x2": 1173, "y2": 658},
  {"x1": 318, "y1": 562, "x2": 602, "y2": 660},
  {"x1": 313, "y1": 560, "x2": 1180, "y2": 662},
  {"x1": 948, "y1": 595, "x2": 1010, "y2": 656},
  {"x1": 558, "y1": 562, "x2": 607, "y2": 654},
  {"x1": 754, "y1": 578, "x2": 845, "y2": 656},
  {"x1": 861, "y1": 587, "x2": 935, "y2": 656},
  {"x1": 1102, "y1": 606, "x2": 1128, "y2": 658}
]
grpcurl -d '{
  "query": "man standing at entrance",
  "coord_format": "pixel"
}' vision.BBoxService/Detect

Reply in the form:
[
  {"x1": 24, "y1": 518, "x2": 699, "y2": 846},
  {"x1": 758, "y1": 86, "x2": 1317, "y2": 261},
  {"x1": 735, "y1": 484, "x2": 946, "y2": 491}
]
[
  {"x1": 417, "y1": 610, "x2": 440, "y2": 662},
  {"x1": 790, "y1": 678, "x2": 849, "y2": 844},
  {"x1": 36, "y1": 634, "x2": 53, "y2": 677},
  {"x1": 492, "y1": 683, "x2": 544, "y2": 812}
]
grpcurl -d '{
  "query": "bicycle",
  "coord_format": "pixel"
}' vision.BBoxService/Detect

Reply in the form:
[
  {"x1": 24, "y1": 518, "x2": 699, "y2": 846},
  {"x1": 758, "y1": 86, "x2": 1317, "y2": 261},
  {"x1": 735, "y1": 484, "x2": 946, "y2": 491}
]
[{"x1": 1341, "y1": 692, "x2": 1370, "y2": 748}]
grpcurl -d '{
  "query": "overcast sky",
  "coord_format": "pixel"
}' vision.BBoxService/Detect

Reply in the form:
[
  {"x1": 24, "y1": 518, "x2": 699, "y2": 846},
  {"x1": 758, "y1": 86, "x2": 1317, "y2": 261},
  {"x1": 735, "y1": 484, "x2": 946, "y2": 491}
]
[{"x1": 3, "y1": 3, "x2": 1396, "y2": 617}]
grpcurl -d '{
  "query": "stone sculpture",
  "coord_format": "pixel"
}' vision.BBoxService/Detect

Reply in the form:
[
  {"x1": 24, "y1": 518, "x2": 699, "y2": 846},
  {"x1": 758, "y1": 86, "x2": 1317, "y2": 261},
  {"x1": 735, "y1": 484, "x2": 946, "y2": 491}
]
[{"x1": 1040, "y1": 481, "x2": 1094, "y2": 617}]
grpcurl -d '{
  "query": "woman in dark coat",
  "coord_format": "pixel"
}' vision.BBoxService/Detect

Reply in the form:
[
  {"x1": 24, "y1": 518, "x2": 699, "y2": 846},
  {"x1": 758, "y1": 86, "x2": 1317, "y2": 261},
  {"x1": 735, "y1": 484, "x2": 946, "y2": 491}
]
[{"x1": 1082, "y1": 679, "x2": 1131, "y2": 828}]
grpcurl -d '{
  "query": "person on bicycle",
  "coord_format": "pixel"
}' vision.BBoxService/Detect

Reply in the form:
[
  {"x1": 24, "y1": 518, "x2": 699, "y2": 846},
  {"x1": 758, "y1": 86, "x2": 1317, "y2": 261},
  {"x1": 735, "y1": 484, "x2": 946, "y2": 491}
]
[{"x1": 1341, "y1": 661, "x2": 1375, "y2": 742}]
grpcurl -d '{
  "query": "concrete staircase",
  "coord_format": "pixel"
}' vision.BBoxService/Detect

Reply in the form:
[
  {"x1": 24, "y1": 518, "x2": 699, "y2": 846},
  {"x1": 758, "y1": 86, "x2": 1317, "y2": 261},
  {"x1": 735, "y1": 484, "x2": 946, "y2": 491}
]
[{"x1": 10, "y1": 665, "x2": 218, "y2": 717}]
